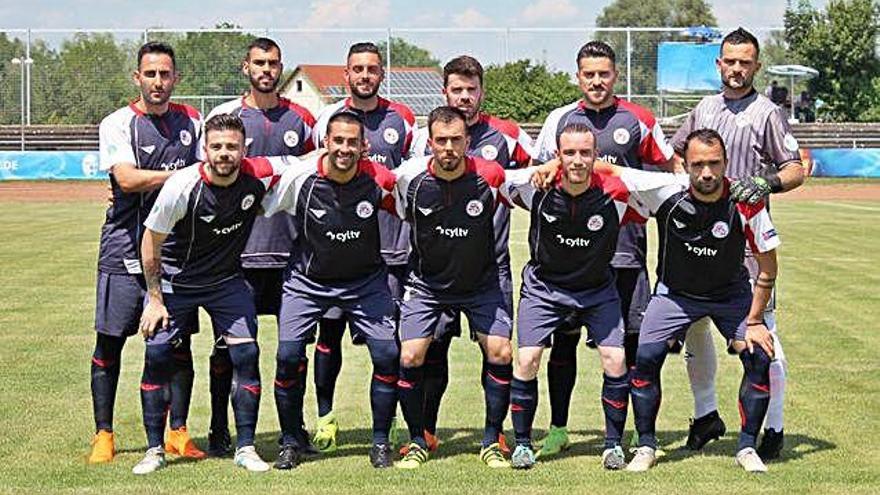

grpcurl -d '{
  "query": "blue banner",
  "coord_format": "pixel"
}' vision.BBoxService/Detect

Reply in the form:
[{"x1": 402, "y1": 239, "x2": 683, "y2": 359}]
[
  {"x1": 809, "y1": 149, "x2": 880, "y2": 178},
  {"x1": 0, "y1": 151, "x2": 104, "y2": 180},
  {"x1": 657, "y1": 42, "x2": 721, "y2": 92}
]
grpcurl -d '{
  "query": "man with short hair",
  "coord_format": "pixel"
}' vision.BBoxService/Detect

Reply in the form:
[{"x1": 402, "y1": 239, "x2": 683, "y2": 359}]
[
  {"x1": 532, "y1": 40, "x2": 674, "y2": 457},
  {"x1": 133, "y1": 114, "x2": 297, "y2": 474},
  {"x1": 89, "y1": 41, "x2": 204, "y2": 464},
  {"x1": 261, "y1": 111, "x2": 400, "y2": 470},
  {"x1": 205, "y1": 36, "x2": 317, "y2": 458},
  {"x1": 624, "y1": 128, "x2": 780, "y2": 473},
  {"x1": 308, "y1": 41, "x2": 420, "y2": 452},
  {"x1": 670, "y1": 27, "x2": 804, "y2": 459},
  {"x1": 394, "y1": 106, "x2": 514, "y2": 469}
]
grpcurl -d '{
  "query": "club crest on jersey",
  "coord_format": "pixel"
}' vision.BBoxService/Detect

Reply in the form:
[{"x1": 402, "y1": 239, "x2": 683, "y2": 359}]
[
  {"x1": 480, "y1": 144, "x2": 498, "y2": 161},
  {"x1": 587, "y1": 214, "x2": 604, "y2": 231},
  {"x1": 356, "y1": 200, "x2": 374, "y2": 219},
  {"x1": 711, "y1": 220, "x2": 730, "y2": 238},
  {"x1": 179, "y1": 130, "x2": 192, "y2": 146},
  {"x1": 613, "y1": 128, "x2": 630, "y2": 145},
  {"x1": 241, "y1": 194, "x2": 255, "y2": 211},
  {"x1": 284, "y1": 130, "x2": 300, "y2": 148},
  {"x1": 466, "y1": 199, "x2": 484, "y2": 217},
  {"x1": 383, "y1": 128, "x2": 399, "y2": 145}
]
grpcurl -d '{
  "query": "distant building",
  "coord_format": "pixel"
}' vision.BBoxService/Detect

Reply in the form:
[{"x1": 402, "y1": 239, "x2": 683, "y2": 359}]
[{"x1": 279, "y1": 64, "x2": 445, "y2": 117}]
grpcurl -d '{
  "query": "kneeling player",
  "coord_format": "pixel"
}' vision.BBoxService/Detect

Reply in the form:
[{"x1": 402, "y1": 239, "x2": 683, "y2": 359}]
[{"x1": 624, "y1": 129, "x2": 780, "y2": 473}]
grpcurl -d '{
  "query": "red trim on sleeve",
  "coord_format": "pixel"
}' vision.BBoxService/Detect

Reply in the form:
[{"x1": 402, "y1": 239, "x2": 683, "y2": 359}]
[
  {"x1": 617, "y1": 98, "x2": 670, "y2": 165},
  {"x1": 382, "y1": 98, "x2": 416, "y2": 126},
  {"x1": 735, "y1": 200, "x2": 767, "y2": 221},
  {"x1": 198, "y1": 163, "x2": 212, "y2": 185},
  {"x1": 241, "y1": 156, "x2": 281, "y2": 188},
  {"x1": 359, "y1": 159, "x2": 397, "y2": 192},
  {"x1": 621, "y1": 205, "x2": 648, "y2": 225},
  {"x1": 484, "y1": 114, "x2": 532, "y2": 167},
  {"x1": 169, "y1": 102, "x2": 202, "y2": 120},
  {"x1": 592, "y1": 171, "x2": 631, "y2": 202},
  {"x1": 279, "y1": 97, "x2": 317, "y2": 127}
]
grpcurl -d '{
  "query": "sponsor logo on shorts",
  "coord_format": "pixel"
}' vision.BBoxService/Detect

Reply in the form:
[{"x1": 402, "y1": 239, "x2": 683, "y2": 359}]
[
  {"x1": 179, "y1": 130, "x2": 192, "y2": 146},
  {"x1": 480, "y1": 144, "x2": 498, "y2": 161},
  {"x1": 762, "y1": 228, "x2": 778, "y2": 241},
  {"x1": 283, "y1": 130, "x2": 300, "y2": 148},
  {"x1": 711, "y1": 220, "x2": 729, "y2": 239},
  {"x1": 466, "y1": 199, "x2": 484, "y2": 217},
  {"x1": 213, "y1": 221, "x2": 243, "y2": 236},
  {"x1": 325, "y1": 230, "x2": 362, "y2": 242},
  {"x1": 383, "y1": 128, "x2": 399, "y2": 145},
  {"x1": 435, "y1": 225, "x2": 469, "y2": 238},
  {"x1": 613, "y1": 128, "x2": 630, "y2": 145},
  {"x1": 587, "y1": 214, "x2": 604, "y2": 231},
  {"x1": 241, "y1": 194, "x2": 255, "y2": 211},
  {"x1": 356, "y1": 200, "x2": 374, "y2": 219},
  {"x1": 556, "y1": 234, "x2": 590, "y2": 248},
  {"x1": 684, "y1": 242, "x2": 717, "y2": 257}
]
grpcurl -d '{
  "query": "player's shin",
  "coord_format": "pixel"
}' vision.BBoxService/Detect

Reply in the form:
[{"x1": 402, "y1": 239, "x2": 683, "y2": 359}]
[
  {"x1": 91, "y1": 333, "x2": 125, "y2": 432},
  {"x1": 141, "y1": 344, "x2": 174, "y2": 449},
  {"x1": 168, "y1": 336, "x2": 194, "y2": 430},
  {"x1": 209, "y1": 341, "x2": 233, "y2": 433},
  {"x1": 602, "y1": 371, "x2": 630, "y2": 448},
  {"x1": 510, "y1": 377, "x2": 538, "y2": 447},
  {"x1": 228, "y1": 342, "x2": 262, "y2": 448},
  {"x1": 482, "y1": 361, "x2": 513, "y2": 447},
  {"x1": 367, "y1": 339, "x2": 400, "y2": 445},
  {"x1": 630, "y1": 342, "x2": 668, "y2": 449},
  {"x1": 274, "y1": 340, "x2": 307, "y2": 446},
  {"x1": 422, "y1": 337, "x2": 451, "y2": 435},
  {"x1": 547, "y1": 332, "x2": 579, "y2": 428},
  {"x1": 314, "y1": 318, "x2": 346, "y2": 417},
  {"x1": 398, "y1": 364, "x2": 427, "y2": 448},
  {"x1": 737, "y1": 346, "x2": 772, "y2": 451}
]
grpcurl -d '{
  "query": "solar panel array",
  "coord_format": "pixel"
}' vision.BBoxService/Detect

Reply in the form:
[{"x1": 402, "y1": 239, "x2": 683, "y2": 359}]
[{"x1": 322, "y1": 69, "x2": 445, "y2": 116}]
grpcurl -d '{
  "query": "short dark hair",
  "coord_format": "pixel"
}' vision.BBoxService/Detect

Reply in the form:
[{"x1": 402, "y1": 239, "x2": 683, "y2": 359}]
[
  {"x1": 721, "y1": 27, "x2": 760, "y2": 58},
  {"x1": 137, "y1": 42, "x2": 176, "y2": 70},
  {"x1": 326, "y1": 110, "x2": 365, "y2": 139},
  {"x1": 246, "y1": 37, "x2": 281, "y2": 59},
  {"x1": 443, "y1": 55, "x2": 483, "y2": 86},
  {"x1": 205, "y1": 113, "x2": 246, "y2": 140},
  {"x1": 576, "y1": 40, "x2": 616, "y2": 66},
  {"x1": 556, "y1": 122, "x2": 596, "y2": 149},
  {"x1": 347, "y1": 42, "x2": 382, "y2": 63},
  {"x1": 427, "y1": 106, "x2": 467, "y2": 138},
  {"x1": 683, "y1": 128, "x2": 727, "y2": 161}
]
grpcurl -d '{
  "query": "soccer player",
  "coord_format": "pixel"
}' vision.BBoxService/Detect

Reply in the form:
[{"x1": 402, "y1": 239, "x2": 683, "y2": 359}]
[
  {"x1": 670, "y1": 28, "x2": 804, "y2": 458},
  {"x1": 261, "y1": 112, "x2": 400, "y2": 469},
  {"x1": 133, "y1": 114, "x2": 296, "y2": 474},
  {"x1": 624, "y1": 129, "x2": 780, "y2": 473},
  {"x1": 89, "y1": 41, "x2": 204, "y2": 464},
  {"x1": 506, "y1": 123, "x2": 651, "y2": 470},
  {"x1": 307, "y1": 41, "x2": 420, "y2": 452},
  {"x1": 205, "y1": 36, "x2": 317, "y2": 457},
  {"x1": 394, "y1": 106, "x2": 514, "y2": 469},
  {"x1": 531, "y1": 40, "x2": 674, "y2": 456},
  {"x1": 408, "y1": 55, "x2": 534, "y2": 453}
]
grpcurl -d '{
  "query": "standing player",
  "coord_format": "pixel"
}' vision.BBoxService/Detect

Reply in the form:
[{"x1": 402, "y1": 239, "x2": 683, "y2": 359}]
[
  {"x1": 624, "y1": 129, "x2": 780, "y2": 473},
  {"x1": 133, "y1": 114, "x2": 297, "y2": 474},
  {"x1": 308, "y1": 41, "x2": 419, "y2": 452},
  {"x1": 205, "y1": 37, "x2": 317, "y2": 457},
  {"x1": 89, "y1": 42, "x2": 204, "y2": 464},
  {"x1": 531, "y1": 40, "x2": 674, "y2": 456},
  {"x1": 394, "y1": 107, "x2": 514, "y2": 469},
  {"x1": 670, "y1": 28, "x2": 804, "y2": 458},
  {"x1": 408, "y1": 55, "x2": 534, "y2": 452},
  {"x1": 261, "y1": 112, "x2": 400, "y2": 469}
]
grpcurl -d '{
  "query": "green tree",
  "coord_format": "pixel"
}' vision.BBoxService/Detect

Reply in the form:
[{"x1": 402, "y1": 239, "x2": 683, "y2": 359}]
[
  {"x1": 0, "y1": 33, "x2": 27, "y2": 125},
  {"x1": 376, "y1": 37, "x2": 440, "y2": 68},
  {"x1": 482, "y1": 59, "x2": 581, "y2": 123},
  {"x1": 785, "y1": 0, "x2": 880, "y2": 122}
]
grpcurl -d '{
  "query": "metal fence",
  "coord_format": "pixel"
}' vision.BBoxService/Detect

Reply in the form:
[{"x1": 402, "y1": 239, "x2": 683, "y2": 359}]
[{"x1": 0, "y1": 26, "x2": 785, "y2": 129}]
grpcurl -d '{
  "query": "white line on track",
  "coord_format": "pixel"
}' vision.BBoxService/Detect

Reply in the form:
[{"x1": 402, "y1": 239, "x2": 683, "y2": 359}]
[{"x1": 814, "y1": 201, "x2": 880, "y2": 212}]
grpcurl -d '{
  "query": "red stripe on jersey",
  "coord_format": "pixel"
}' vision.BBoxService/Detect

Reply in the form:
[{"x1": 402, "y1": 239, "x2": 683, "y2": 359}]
[
  {"x1": 473, "y1": 157, "x2": 509, "y2": 207},
  {"x1": 735, "y1": 199, "x2": 767, "y2": 221},
  {"x1": 483, "y1": 114, "x2": 533, "y2": 167},
  {"x1": 621, "y1": 204, "x2": 648, "y2": 225},
  {"x1": 198, "y1": 162, "x2": 213, "y2": 185},
  {"x1": 379, "y1": 97, "x2": 416, "y2": 126},
  {"x1": 241, "y1": 157, "x2": 281, "y2": 189},
  {"x1": 616, "y1": 98, "x2": 669, "y2": 165},
  {"x1": 359, "y1": 159, "x2": 397, "y2": 192},
  {"x1": 592, "y1": 171, "x2": 631, "y2": 203},
  {"x1": 169, "y1": 102, "x2": 201, "y2": 121},
  {"x1": 279, "y1": 97, "x2": 317, "y2": 127}
]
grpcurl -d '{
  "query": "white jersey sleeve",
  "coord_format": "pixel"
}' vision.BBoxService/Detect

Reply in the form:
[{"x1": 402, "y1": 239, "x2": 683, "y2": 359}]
[
  {"x1": 261, "y1": 156, "x2": 318, "y2": 217},
  {"x1": 392, "y1": 156, "x2": 430, "y2": 220},
  {"x1": 738, "y1": 203, "x2": 781, "y2": 253},
  {"x1": 143, "y1": 166, "x2": 201, "y2": 234},
  {"x1": 98, "y1": 109, "x2": 136, "y2": 171},
  {"x1": 618, "y1": 168, "x2": 689, "y2": 216},
  {"x1": 501, "y1": 167, "x2": 538, "y2": 209}
]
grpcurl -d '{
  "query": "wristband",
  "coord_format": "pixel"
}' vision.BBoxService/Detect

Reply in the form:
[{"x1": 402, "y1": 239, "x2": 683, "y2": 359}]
[{"x1": 758, "y1": 166, "x2": 784, "y2": 193}]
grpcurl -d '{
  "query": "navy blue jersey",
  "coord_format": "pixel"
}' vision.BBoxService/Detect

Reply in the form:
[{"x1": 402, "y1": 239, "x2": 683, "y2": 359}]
[
  {"x1": 97, "y1": 102, "x2": 203, "y2": 275},
  {"x1": 208, "y1": 97, "x2": 316, "y2": 268},
  {"x1": 314, "y1": 97, "x2": 420, "y2": 266},
  {"x1": 394, "y1": 156, "x2": 508, "y2": 295},
  {"x1": 144, "y1": 157, "x2": 292, "y2": 290},
  {"x1": 535, "y1": 98, "x2": 673, "y2": 269},
  {"x1": 263, "y1": 155, "x2": 397, "y2": 282}
]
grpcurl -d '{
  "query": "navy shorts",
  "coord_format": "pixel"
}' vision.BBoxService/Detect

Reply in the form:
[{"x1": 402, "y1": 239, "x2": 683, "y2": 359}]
[
  {"x1": 320, "y1": 264, "x2": 407, "y2": 321},
  {"x1": 441, "y1": 262, "x2": 514, "y2": 341},
  {"x1": 399, "y1": 277, "x2": 513, "y2": 342},
  {"x1": 614, "y1": 266, "x2": 650, "y2": 334},
  {"x1": 95, "y1": 271, "x2": 197, "y2": 337},
  {"x1": 279, "y1": 269, "x2": 396, "y2": 343},
  {"x1": 145, "y1": 276, "x2": 255, "y2": 346},
  {"x1": 639, "y1": 282, "x2": 752, "y2": 348},
  {"x1": 516, "y1": 265, "x2": 624, "y2": 348},
  {"x1": 243, "y1": 268, "x2": 284, "y2": 316}
]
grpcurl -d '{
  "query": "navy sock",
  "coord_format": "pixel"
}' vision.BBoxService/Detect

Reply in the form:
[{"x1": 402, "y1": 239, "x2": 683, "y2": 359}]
[
  {"x1": 209, "y1": 341, "x2": 233, "y2": 432},
  {"x1": 367, "y1": 339, "x2": 400, "y2": 444},
  {"x1": 630, "y1": 342, "x2": 668, "y2": 449},
  {"x1": 141, "y1": 344, "x2": 173, "y2": 449},
  {"x1": 274, "y1": 340, "x2": 307, "y2": 446},
  {"x1": 314, "y1": 318, "x2": 345, "y2": 417},
  {"x1": 296, "y1": 357, "x2": 309, "y2": 438},
  {"x1": 228, "y1": 342, "x2": 261, "y2": 448},
  {"x1": 510, "y1": 377, "x2": 538, "y2": 447},
  {"x1": 169, "y1": 336, "x2": 193, "y2": 430},
  {"x1": 547, "y1": 332, "x2": 579, "y2": 428},
  {"x1": 422, "y1": 337, "x2": 451, "y2": 435},
  {"x1": 624, "y1": 333, "x2": 640, "y2": 370},
  {"x1": 91, "y1": 333, "x2": 125, "y2": 432},
  {"x1": 398, "y1": 364, "x2": 426, "y2": 448},
  {"x1": 601, "y1": 372, "x2": 630, "y2": 448},
  {"x1": 737, "y1": 346, "x2": 772, "y2": 451},
  {"x1": 482, "y1": 361, "x2": 512, "y2": 447}
]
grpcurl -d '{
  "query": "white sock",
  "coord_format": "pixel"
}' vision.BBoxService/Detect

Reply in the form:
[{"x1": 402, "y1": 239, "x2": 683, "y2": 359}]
[
  {"x1": 685, "y1": 317, "x2": 718, "y2": 419},
  {"x1": 764, "y1": 312, "x2": 786, "y2": 431}
]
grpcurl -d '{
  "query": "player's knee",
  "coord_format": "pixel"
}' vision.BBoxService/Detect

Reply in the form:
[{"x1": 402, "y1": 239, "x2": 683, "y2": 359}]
[
  {"x1": 516, "y1": 351, "x2": 541, "y2": 380},
  {"x1": 93, "y1": 333, "x2": 125, "y2": 367},
  {"x1": 400, "y1": 346, "x2": 426, "y2": 368},
  {"x1": 739, "y1": 347, "x2": 771, "y2": 385},
  {"x1": 276, "y1": 340, "x2": 307, "y2": 378},
  {"x1": 634, "y1": 342, "x2": 668, "y2": 377},
  {"x1": 318, "y1": 318, "x2": 346, "y2": 345},
  {"x1": 485, "y1": 340, "x2": 512, "y2": 365},
  {"x1": 228, "y1": 341, "x2": 260, "y2": 377},
  {"x1": 143, "y1": 343, "x2": 174, "y2": 382},
  {"x1": 367, "y1": 339, "x2": 400, "y2": 377},
  {"x1": 598, "y1": 346, "x2": 627, "y2": 377}
]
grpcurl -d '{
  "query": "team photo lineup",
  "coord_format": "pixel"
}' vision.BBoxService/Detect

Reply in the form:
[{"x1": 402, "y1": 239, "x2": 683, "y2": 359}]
[{"x1": 87, "y1": 26, "x2": 804, "y2": 475}]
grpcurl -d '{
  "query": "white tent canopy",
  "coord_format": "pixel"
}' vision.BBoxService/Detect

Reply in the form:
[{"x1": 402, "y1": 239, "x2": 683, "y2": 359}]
[{"x1": 767, "y1": 65, "x2": 819, "y2": 121}]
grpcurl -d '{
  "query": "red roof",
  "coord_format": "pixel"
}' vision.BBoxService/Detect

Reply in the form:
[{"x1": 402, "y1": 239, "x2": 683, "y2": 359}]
[{"x1": 293, "y1": 64, "x2": 441, "y2": 93}]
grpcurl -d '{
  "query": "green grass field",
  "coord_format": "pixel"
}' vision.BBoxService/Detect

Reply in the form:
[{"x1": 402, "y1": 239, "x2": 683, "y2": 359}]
[{"x1": 1, "y1": 182, "x2": 878, "y2": 494}]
